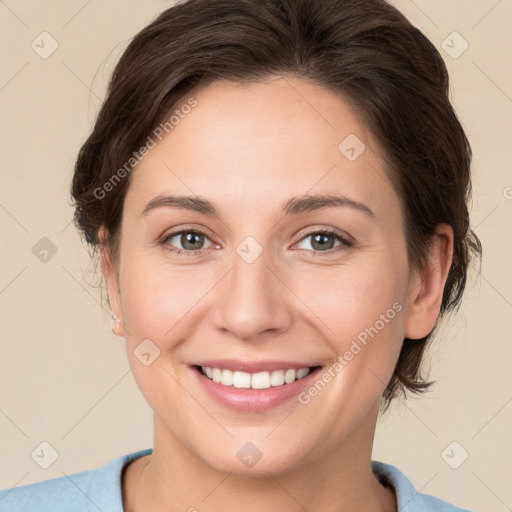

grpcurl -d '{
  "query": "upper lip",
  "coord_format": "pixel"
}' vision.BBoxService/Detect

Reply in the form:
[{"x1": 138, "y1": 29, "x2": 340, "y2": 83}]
[{"x1": 191, "y1": 359, "x2": 320, "y2": 373}]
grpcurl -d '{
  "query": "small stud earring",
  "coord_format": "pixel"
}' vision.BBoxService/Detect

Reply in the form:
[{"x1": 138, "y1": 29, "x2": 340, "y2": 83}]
[{"x1": 111, "y1": 313, "x2": 122, "y2": 336}]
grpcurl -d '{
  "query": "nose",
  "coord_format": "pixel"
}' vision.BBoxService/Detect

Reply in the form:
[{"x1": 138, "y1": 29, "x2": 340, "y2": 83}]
[{"x1": 211, "y1": 249, "x2": 293, "y2": 342}]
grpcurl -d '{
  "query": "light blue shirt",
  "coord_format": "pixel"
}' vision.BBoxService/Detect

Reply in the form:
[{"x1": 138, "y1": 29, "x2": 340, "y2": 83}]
[{"x1": 0, "y1": 448, "x2": 474, "y2": 511}]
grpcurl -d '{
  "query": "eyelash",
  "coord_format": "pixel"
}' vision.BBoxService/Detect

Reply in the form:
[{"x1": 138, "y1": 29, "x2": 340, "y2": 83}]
[{"x1": 160, "y1": 227, "x2": 354, "y2": 257}]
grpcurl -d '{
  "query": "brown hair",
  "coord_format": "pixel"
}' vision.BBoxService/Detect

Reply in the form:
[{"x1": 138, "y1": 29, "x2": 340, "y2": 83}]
[{"x1": 71, "y1": 0, "x2": 482, "y2": 410}]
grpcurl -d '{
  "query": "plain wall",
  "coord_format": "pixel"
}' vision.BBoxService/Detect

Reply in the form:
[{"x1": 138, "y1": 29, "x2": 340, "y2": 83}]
[{"x1": 0, "y1": 1, "x2": 511, "y2": 510}]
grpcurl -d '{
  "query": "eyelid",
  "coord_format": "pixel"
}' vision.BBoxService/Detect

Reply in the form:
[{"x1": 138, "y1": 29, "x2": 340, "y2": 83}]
[
  {"x1": 160, "y1": 224, "x2": 215, "y2": 242},
  {"x1": 293, "y1": 226, "x2": 355, "y2": 246}
]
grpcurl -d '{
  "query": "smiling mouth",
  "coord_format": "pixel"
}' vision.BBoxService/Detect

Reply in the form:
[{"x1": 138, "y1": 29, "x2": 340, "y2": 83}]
[{"x1": 194, "y1": 365, "x2": 321, "y2": 390}]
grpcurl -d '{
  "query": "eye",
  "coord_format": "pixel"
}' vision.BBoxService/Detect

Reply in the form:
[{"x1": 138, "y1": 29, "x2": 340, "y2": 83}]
[
  {"x1": 161, "y1": 229, "x2": 215, "y2": 255},
  {"x1": 294, "y1": 229, "x2": 353, "y2": 254},
  {"x1": 160, "y1": 227, "x2": 353, "y2": 257}
]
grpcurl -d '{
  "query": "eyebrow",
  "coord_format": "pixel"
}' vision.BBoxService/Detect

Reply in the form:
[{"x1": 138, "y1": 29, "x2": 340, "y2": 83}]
[{"x1": 140, "y1": 193, "x2": 375, "y2": 219}]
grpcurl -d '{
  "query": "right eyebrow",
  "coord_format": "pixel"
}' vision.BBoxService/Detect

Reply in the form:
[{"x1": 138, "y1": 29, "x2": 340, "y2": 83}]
[{"x1": 140, "y1": 194, "x2": 218, "y2": 218}]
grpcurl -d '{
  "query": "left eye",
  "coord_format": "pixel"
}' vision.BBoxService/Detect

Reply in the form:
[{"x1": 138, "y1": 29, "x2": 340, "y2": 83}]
[
  {"x1": 163, "y1": 230, "x2": 214, "y2": 252},
  {"x1": 295, "y1": 231, "x2": 346, "y2": 251}
]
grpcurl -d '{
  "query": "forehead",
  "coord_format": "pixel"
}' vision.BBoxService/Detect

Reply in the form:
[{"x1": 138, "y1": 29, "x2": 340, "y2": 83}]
[{"x1": 126, "y1": 76, "x2": 398, "y2": 222}]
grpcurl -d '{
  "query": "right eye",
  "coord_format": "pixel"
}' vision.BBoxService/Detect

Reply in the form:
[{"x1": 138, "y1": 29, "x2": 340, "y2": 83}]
[{"x1": 161, "y1": 229, "x2": 216, "y2": 255}]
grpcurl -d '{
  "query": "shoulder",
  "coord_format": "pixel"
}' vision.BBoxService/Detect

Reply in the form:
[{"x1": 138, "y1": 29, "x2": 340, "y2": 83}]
[
  {"x1": 372, "y1": 460, "x2": 476, "y2": 512},
  {"x1": 0, "y1": 469, "x2": 95, "y2": 512},
  {"x1": 0, "y1": 448, "x2": 152, "y2": 512}
]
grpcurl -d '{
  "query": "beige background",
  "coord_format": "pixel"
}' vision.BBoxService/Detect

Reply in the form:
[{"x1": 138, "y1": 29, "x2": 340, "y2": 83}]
[{"x1": 0, "y1": 0, "x2": 511, "y2": 510}]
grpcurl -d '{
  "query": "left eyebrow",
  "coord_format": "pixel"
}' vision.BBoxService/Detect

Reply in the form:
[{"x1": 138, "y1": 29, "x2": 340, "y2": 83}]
[{"x1": 282, "y1": 193, "x2": 376, "y2": 219}]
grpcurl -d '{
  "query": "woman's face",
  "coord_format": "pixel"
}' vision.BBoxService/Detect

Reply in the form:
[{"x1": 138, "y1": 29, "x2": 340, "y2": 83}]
[{"x1": 104, "y1": 76, "x2": 431, "y2": 475}]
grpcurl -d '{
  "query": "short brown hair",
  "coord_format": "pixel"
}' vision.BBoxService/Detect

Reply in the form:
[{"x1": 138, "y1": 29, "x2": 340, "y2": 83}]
[{"x1": 71, "y1": 0, "x2": 482, "y2": 411}]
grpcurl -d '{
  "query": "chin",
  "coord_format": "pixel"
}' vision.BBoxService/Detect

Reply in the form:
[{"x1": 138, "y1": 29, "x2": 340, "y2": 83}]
[{"x1": 192, "y1": 436, "x2": 308, "y2": 478}]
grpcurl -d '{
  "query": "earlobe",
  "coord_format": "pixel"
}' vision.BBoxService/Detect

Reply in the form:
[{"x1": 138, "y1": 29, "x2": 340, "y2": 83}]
[
  {"x1": 404, "y1": 224, "x2": 454, "y2": 340},
  {"x1": 99, "y1": 227, "x2": 125, "y2": 337},
  {"x1": 111, "y1": 313, "x2": 123, "y2": 337}
]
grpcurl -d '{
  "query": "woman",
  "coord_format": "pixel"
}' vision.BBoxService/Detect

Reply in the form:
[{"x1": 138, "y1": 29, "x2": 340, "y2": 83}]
[{"x1": 0, "y1": 0, "x2": 482, "y2": 510}]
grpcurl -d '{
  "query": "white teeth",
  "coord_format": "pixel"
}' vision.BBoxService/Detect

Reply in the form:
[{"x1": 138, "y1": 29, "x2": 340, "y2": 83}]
[
  {"x1": 270, "y1": 370, "x2": 285, "y2": 386},
  {"x1": 296, "y1": 368, "x2": 309, "y2": 379},
  {"x1": 200, "y1": 366, "x2": 312, "y2": 389},
  {"x1": 233, "y1": 371, "x2": 251, "y2": 388},
  {"x1": 284, "y1": 369, "x2": 296, "y2": 383},
  {"x1": 212, "y1": 367, "x2": 222, "y2": 383},
  {"x1": 221, "y1": 369, "x2": 233, "y2": 386},
  {"x1": 251, "y1": 371, "x2": 271, "y2": 389}
]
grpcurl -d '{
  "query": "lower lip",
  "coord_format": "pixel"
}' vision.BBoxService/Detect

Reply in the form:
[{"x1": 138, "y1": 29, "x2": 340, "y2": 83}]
[{"x1": 191, "y1": 366, "x2": 322, "y2": 412}]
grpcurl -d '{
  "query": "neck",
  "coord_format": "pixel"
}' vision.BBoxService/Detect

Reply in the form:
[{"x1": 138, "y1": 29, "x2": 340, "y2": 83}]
[{"x1": 123, "y1": 406, "x2": 396, "y2": 512}]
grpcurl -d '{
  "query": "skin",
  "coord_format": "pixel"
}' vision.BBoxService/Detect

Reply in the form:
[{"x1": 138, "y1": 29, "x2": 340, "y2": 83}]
[{"x1": 100, "y1": 75, "x2": 453, "y2": 512}]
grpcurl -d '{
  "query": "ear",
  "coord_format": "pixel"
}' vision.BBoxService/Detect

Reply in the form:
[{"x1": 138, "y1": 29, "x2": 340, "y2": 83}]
[
  {"x1": 98, "y1": 226, "x2": 124, "y2": 337},
  {"x1": 404, "y1": 223, "x2": 454, "y2": 340}
]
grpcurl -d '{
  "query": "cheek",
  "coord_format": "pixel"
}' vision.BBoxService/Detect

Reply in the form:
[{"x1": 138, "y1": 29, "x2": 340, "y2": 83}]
[
  {"x1": 291, "y1": 249, "x2": 409, "y2": 398},
  {"x1": 116, "y1": 253, "x2": 205, "y2": 413},
  {"x1": 299, "y1": 260, "x2": 406, "y2": 342},
  {"x1": 119, "y1": 260, "x2": 204, "y2": 346}
]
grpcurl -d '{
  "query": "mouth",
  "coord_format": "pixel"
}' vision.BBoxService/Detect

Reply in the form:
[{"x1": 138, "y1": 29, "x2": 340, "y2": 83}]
[
  {"x1": 194, "y1": 365, "x2": 318, "y2": 390},
  {"x1": 190, "y1": 361, "x2": 323, "y2": 411}
]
